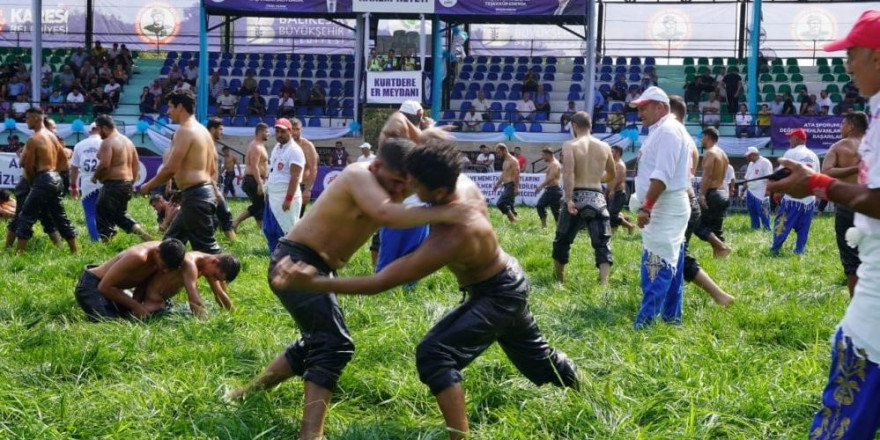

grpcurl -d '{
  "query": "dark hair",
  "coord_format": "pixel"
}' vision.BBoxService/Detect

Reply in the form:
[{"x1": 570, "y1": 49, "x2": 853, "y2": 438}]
[
  {"x1": 95, "y1": 114, "x2": 115, "y2": 129},
  {"x1": 479, "y1": 144, "x2": 488, "y2": 149},
  {"x1": 541, "y1": 147, "x2": 553, "y2": 155},
  {"x1": 845, "y1": 111, "x2": 869, "y2": 136},
  {"x1": 255, "y1": 122, "x2": 268, "y2": 134},
  {"x1": 222, "y1": 146, "x2": 230, "y2": 152},
  {"x1": 207, "y1": 116, "x2": 224, "y2": 130},
  {"x1": 611, "y1": 145, "x2": 624, "y2": 155},
  {"x1": 158, "y1": 238, "x2": 186, "y2": 270},
  {"x1": 25, "y1": 107, "x2": 44, "y2": 117},
  {"x1": 0, "y1": 189, "x2": 10, "y2": 202},
  {"x1": 167, "y1": 88, "x2": 195, "y2": 114},
  {"x1": 703, "y1": 127, "x2": 720, "y2": 142},
  {"x1": 377, "y1": 137, "x2": 416, "y2": 173},
  {"x1": 570, "y1": 111, "x2": 592, "y2": 130},
  {"x1": 668, "y1": 95, "x2": 687, "y2": 121},
  {"x1": 405, "y1": 140, "x2": 461, "y2": 191},
  {"x1": 216, "y1": 254, "x2": 241, "y2": 282},
  {"x1": 149, "y1": 194, "x2": 166, "y2": 205}
]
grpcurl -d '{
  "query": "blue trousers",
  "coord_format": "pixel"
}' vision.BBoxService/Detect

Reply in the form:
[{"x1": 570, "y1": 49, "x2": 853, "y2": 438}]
[
  {"x1": 81, "y1": 191, "x2": 100, "y2": 241},
  {"x1": 376, "y1": 226, "x2": 430, "y2": 288},
  {"x1": 635, "y1": 244, "x2": 685, "y2": 329},
  {"x1": 809, "y1": 329, "x2": 880, "y2": 440},
  {"x1": 746, "y1": 192, "x2": 770, "y2": 231},
  {"x1": 771, "y1": 199, "x2": 814, "y2": 255},
  {"x1": 262, "y1": 203, "x2": 283, "y2": 253}
]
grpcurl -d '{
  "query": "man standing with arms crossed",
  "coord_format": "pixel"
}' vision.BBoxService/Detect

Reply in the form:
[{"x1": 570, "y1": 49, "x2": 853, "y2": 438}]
[
  {"x1": 70, "y1": 122, "x2": 103, "y2": 241},
  {"x1": 770, "y1": 127, "x2": 821, "y2": 255},
  {"x1": 226, "y1": 138, "x2": 470, "y2": 440},
  {"x1": 140, "y1": 89, "x2": 222, "y2": 254},
  {"x1": 822, "y1": 111, "x2": 868, "y2": 297},
  {"x1": 742, "y1": 147, "x2": 773, "y2": 231},
  {"x1": 534, "y1": 148, "x2": 562, "y2": 229},
  {"x1": 551, "y1": 111, "x2": 616, "y2": 285},
  {"x1": 262, "y1": 118, "x2": 305, "y2": 252},
  {"x1": 769, "y1": 11, "x2": 880, "y2": 437},
  {"x1": 492, "y1": 143, "x2": 520, "y2": 223},
  {"x1": 233, "y1": 123, "x2": 269, "y2": 231},
  {"x1": 630, "y1": 87, "x2": 692, "y2": 328},
  {"x1": 695, "y1": 127, "x2": 732, "y2": 258},
  {"x1": 93, "y1": 114, "x2": 153, "y2": 243},
  {"x1": 14, "y1": 108, "x2": 78, "y2": 253},
  {"x1": 608, "y1": 145, "x2": 636, "y2": 234}
]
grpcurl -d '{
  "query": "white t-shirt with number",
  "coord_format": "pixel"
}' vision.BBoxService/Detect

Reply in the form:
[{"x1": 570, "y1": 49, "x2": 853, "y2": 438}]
[
  {"x1": 71, "y1": 134, "x2": 104, "y2": 197},
  {"x1": 267, "y1": 140, "x2": 306, "y2": 191}
]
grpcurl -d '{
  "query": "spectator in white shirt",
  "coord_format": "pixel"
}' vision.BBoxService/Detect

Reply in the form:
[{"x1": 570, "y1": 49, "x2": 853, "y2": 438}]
[
  {"x1": 471, "y1": 90, "x2": 491, "y2": 121},
  {"x1": 475, "y1": 144, "x2": 495, "y2": 171},
  {"x1": 216, "y1": 89, "x2": 237, "y2": 116},
  {"x1": 66, "y1": 87, "x2": 86, "y2": 114},
  {"x1": 516, "y1": 92, "x2": 536, "y2": 122},
  {"x1": 356, "y1": 143, "x2": 376, "y2": 163},
  {"x1": 278, "y1": 92, "x2": 295, "y2": 118},
  {"x1": 11, "y1": 94, "x2": 31, "y2": 121},
  {"x1": 816, "y1": 90, "x2": 833, "y2": 109},
  {"x1": 184, "y1": 60, "x2": 198, "y2": 86},
  {"x1": 173, "y1": 78, "x2": 191, "y2": 93},
  {"x1": 735, "y1": 104, "x2": 753, "y2": 138},
  {"x1": 769, "y1": 94, "x2": 785, "y2": 115},
  {"x1": 209, "y1": 73, "x2": 227, "y2": 104},
  {"x1": 104, "y1": 78, "x2": 122, "y2": 107},
  {"x1": 462, "y1": 105, "x2": 483, "y2": 132},
  {"x1": 699, "y1": 92, "x2": 721, "y2": 128},
  {"x1": 625, "y1": 88, "x2": 641, "y2": 111}
]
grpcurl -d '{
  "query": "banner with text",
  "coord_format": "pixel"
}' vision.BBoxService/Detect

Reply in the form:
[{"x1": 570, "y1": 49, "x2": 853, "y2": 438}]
[
  {"x1": 366, "y1": 71, "x2": 422, "y2": 104},
  {"x1": 232, "y1": 17, "x2": 355, "y2": 54},
  {"x1": 94, "y1": 0, "x2": 224, "y2": 51},
  {"x1": 770, "y1": 115, "x2": 843, "y2": 153},
  {"x1": 435, "y1": 0, "x2": 585, "y2": 16},
  {"x1": 0, "y1": 0, "x2": 87, "y2": 47},
  {"x1": 466, "y1": 172, "x2": 546, "y2": 207},
  {"x1": 204, "y1": 0, "x2": 353, "y2": 15},
  {"x1": 354, "y1": 0, "x2": 433, "y2": 14}
]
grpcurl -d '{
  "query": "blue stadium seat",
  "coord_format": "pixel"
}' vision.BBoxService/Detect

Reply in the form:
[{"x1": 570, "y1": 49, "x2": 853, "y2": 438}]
[
  {"x1": 487, "y1": 72, "x2": 499, "y2": 81},
  {"x1": 482, "y1": 122, "x2": 495, "y2": 132},
  {"x1": 502, "y1": 65, "x2": 515, "y2": 74},
  {"x1": 515, "y1": 122, "x2": 527, "y2": 131},
  {"x1": 511, "y1": 84, "x2": 523, "y2": 92},
  {"x1": 503, "y1": 56, "x2": 515, "y2": 64},
  {"x1": 498, "y1": 122, "x2": 510, "y2": 132},
  {"x1": 490, "y1": 56, "x2": 502, "y2": 64},
  {"x1": 477, "y1": 56, "x2": 488, "y2": 64},
  {"x1": 514, "y1": 73, "x2": 525, "y2": 81},
  {"x1": 629, "y1": 65, "x2": 641, "y2": 74},
  {"x1": 451, "y1": 90, "x2": 463, "y2": 99},
  {"x1": 645, "y1": 57, "x2": 656, "y2": 65},
  {"x1": 501, "y1": 73, "x2": 513, "y2": 81},
  {"x1": 233, "y1": 116, "x2": 246, "y2": 126},
  {"x1": 472, "y1": 72, "x2": 485, "y2": 81},
  {"x1": 535, "y1": 112, "x2": 548, "y2": 122},
  {"x1": 482, "y1": 83, "x2": 495, "y2": 93},
  {"x1": 267, "y1": 98, "x2": 278, "y2": 114},
  {"x1": 509, "y1": 91, "x2": 521, "y2": 101},
  {"x1": 600, "y1": 65, "x2": 612, "y2": 74},
  {"x1": 494, "y1": 91, "x2": 507, "y2": 100},
  {"x1": 247, "y1": 116, "x2": 262, "y2": 126},
  {"x1": 310, "y1": 107, "x2": 324, "y2": 117},
  {"x1": 489, "y1": 65, "x2": 501, "y2": 73},
  {"x1": 629, "y1": 73, "x2": 641, "y2": 82},
  {"x1": 598, "y1": 73, "x2": 611, "y2": 82},
  {"x1": 465, "y1": 91, "x2": 476, "y2": 100},
  {"x1": 601, "y1": 56, "x2": 612, "y2": 65},
  {"x1": 567, "y1": 92, "x2": 580, "y2": 101},
  {"x1": 516, "y1": 65, "x2": 528, "y2": 74},
  {"x1": 462, "y1": 64, "x2": 474, "y2": 73},
  {"x1": 616, "y1": 57, "x2": 627, "y2": 65},
  {"x1": 296, "y1": 107, "x2": 308, "y2": 117},
  {"x1": 614, "y1": 65, "x2": 627, "y2": 75},
  {"x1": 309, "y1": 117, "x2": 321, "y2": 127},
  {"x1": 518, "y1": 56, "x2": 529, "y2": 64},
  {"x1": 593, "y1": 124, "x2": 606, "y2": 134},
  {"x1": 231, "y1": 67, "x2": 243, "y2": 76},
  {"x1": 497, "y1": 83, "x2": 509, "y2": 93},
  {"x1": 530, "y1": 123, "x2": 542, "y2": 132},
  {"x1": 630, "y1": 57, "x2": 641, "y2": 65},
  {"x1": 542, "y1": 73, "x2": 555, "y2": 81},
  {"x1": 300, "y1": 70, "x2": 313, "y2": 78},
  {"x1": 315, "y1": 70, "x2": 328, "y2": 79}
]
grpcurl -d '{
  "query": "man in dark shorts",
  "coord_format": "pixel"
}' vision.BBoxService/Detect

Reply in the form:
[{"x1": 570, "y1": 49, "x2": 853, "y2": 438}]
[
  {"x1": 140, "y1": 89, "x2": 221, "y2": 254},
  {"x1": 270, "y1": 142, "x2": 578, "y2": 440},
  {"x1": 234, "y1": 123, "x2": 269, "y2": 230},
  {"x1": 220, "y1": 146, "x2": 240, "y2": 198},
  {"x1": 534, "y1": 148, "x2": 562, "y2": 228},
  {"x1": 136, "y1": 250, "x2": 240, "y2": 318},
  {"x1": 607, "y1": 145, "x2": 636, "y2": 234},
  {"x1": 492, "y1": 143, "x2": 519, "y2": 223},
  {"x1": 93, "y1": 114, "x2": 153, "y2": 243},
  {"x1": 14, "y1": 108, "x2": 78, "y2": 253},
  {"x1": 5, "y1": 177, "x2": 61, "y2": 249},
  {"x1": 226, "y1": 138, "x2": 471, "y2": 440},
  {"x1": 695, "y1": 127, "x2": 732, "y2": 258},
  {"x1": 552, "y1": 111, "x2": 616, "y2": 285},
  {"x1": 207, "y1": 117, "x2": 236, "y2": 241}
]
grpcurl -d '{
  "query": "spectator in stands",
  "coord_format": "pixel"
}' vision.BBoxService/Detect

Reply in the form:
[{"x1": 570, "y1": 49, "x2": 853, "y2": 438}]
[
  {"x1": 330, "y1": 141, "x2": 349, "y2": 166},
  {"x1": 820, "y1": 106, "x2": 830, "y2": 115},
  {"x1": 294, "y1": 84, "x2": 310, "y2": 107},
  {"x1": 383, "y1": 49, "x2": 398, "y2": 71},
  {"x1": 722, "y1": 67, "x2": 742, "y2": 114},
  {"x1": 684, "y1": 77, "x2": 701, "y2": 107},
  {"x1": 85, "y1": 76, "x2": 101, "y2": 97},
  {"x1": 782, "y1": 92, "x2": 796, "y2": 115},
  {"x1": 118, "y1": 44, "x2": 133, "y2": 75},
  {"x1": 168, "y1": 64, "x2": 181, "y2": 83},
  {"x1": 610, "y1": 75, "x2": 628, "y2": 101},
  {"x1": 173, "y1": 78, "x2": 191, "y2": 93},
  {"x1": 523, "y1": 68, "x2": 540, "y2": 94},
  {"x1": 91, "y1": 41, "x2": 106, "y2": 61},
  {"x1": 149, "y1": 79, "x2": 163, "y2": 100},
  {"x1": 699, "y1": 92, "x2": 722, "y2": 128},
  {"x1": 801, "y1": 94, "x2": 820, "y2": 115},
  {"x1": 98, "y1": 61, "x2": 113, "y2": 86},
  {"x1": 476, "y1": 144, "x2": 494, "y2": 169},
  {"x1": 757, "y1": 104, "x2": 771, "y2": 137},
  {"x1": 5, "y1": 135, "x2": 23, "y2": 154},
  {"x1": 76, "y1": 61, "x2": 93, "y2": 86},
  {"x1": 534, "y1": 84, "x2": 551, "y2": 114},
  {"x1": 842, "y1": 80, "x2": 861, "y2": 103},
  {"x1": 10, "y1": 94, "x2": 30, "y2": 122},
  {"x1": 769, "y1": 94, "x2": 784, "y2": 115},
  {"x1": 513, "y1": 146, "x2": 527, "y2": 171},
  {"x1": 139, "y1": 86, "x2": 158, "y2": 116},
  {"x1": 39, "y1": 79, "x2": 52, "y2": 102},
  {"x1": 817, "y1": 90, "x2": 833, "y2": 110},
  {"x1": 66, "y1": 87, "x2": 85, "y2": 114},
  {"x1": 240, "y1": 71, "x2": 257, "y2": 96},
  {"x1": 640, "y1": 76, "x2": 655, "y2": 92},
  {"x1": 624, "y1": 88, "x2": 641, "y2": 111},
  {"x1": 104, "y1": 78, "x2": 122, "y2": 107},
  {"x1": 216, "y1": 88, "x2": 237, "y2": 117},
  {"x1": 279, "y1": 79, "x2": 295, "y2": 97},
  {"x1": 367, "y1": 49, "x2": 383, "y2": 72},
  {"x1": 278, "y1": 92, "x2": 296, "y2": 118},
  {"x1": 594, "y1": 86, "x2": 605, "y2": 115},
  {"x1": 735, "y1": 104, "x2": 753, "y2": 138},
  {"x1": 834, "y1": 100, "x2": 853, "y2": 115},
  {"x1": 714, "y1": 66, "x2": 726, "y2": 89},
  {"x1": 308, "y1": 83, "x2": 326, "y2": 108},
  {"x1": 113, "y1": 64, "x2": 128, "y2": 85},
  {"x1": 560, "y1": 100, "x2": 577, "y2": 131},
  {"x1": 184, "y1": 60, "x2": 198, "y2": 86},
  {"x1": 516, "y1": 92, "x2": 537, "y2": 122},
  {"x1": 247, "y1": 91, "x2": 266, "y2": 117},
  {"x1": 91, "y1": 88, "x2": 113, "y2": 117},
  {"x1": 47, "y1": 90, "x2": 66, "y2": 117},
  {"x1": 462, "y1": 104, "x2": 482, "y2": 132},
  {"x1": 400, "y1": 50, "x2": 419, "y2": 71},
  {"x1": 796, "y1": 87, "x2": 809, "y2": 107},
  {"x1": 471, "y1": 90, "x2": 491, "y2": 121},
  {"x1": 647, "y1": 68, "x2": 658, "y2": 85},
  {"x1": 4, "y1": 75, "x2": 25, "y2": 99},
  {"x1": 608, "y1": 109, "x2": 625, "y2": 133},
  {"x1": 458, "y1": 151, "x2": 472, "y2": 166},
  {"x1": 39, "y1": 62, "x2": 52, "y2": 82},
  {"x1": 69, "y1": 47, "x2": 87, "y2": 70},
  {"x1": 696, "y1": 70, "x2": 715, "y2": 94},
  {"x1": 108, "y1": 42, "x2": 120, "y2": 60},
  {"x1": 209, "y1": 72, "x2": 226, "y2": 105},
  {"x1": 356, "y1": 143, "x2": 375, "y2": 163}
]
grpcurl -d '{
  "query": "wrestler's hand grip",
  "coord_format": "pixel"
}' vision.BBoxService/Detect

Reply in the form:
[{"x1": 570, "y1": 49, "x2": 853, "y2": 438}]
[{"x1": 767, "y1": 168, "x2": 792, "y2": 181}]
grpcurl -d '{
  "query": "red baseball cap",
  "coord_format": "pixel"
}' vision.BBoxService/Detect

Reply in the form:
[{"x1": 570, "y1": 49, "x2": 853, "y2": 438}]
[
  {"x1": 275, "y1": 118, "x2": 293, "y2": 131},
  {"x1": 824, "y1": 10, "x2": 880, "y2": 52},
  {"x1": 786, "y1": 128, "x2": 807, "y2": 141}
]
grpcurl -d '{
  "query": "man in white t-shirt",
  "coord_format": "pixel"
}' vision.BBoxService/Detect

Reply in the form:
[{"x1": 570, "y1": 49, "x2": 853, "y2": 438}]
[
  {"x1": 475, "y1": 144, "x2": 494, "y2": 171},
  {"x1": 742, "y1": 147, "x2": 773, "y2": 230},
  {"x1": 216, "y1": 89, "x2": 237, "y2": 117},
  {"x1": 104, "y1": 78, "x2": 122, "y2": 107},
  {"x1": 70, "y1": 123, "x2": 104, "y2": 241},
  {"x1": 734, "y1": 104, "x2": 752, "y2": 138},
  {"x1": 66, "y1": 88, "x2": 86, "y2": 114},
  {"x1": 471, "y1": 90, "x2": 491, "y2": 121},
  {"x1": 515, "y1": 92, "x2": 536, "y2": 122},
  {"x1": 462, "y1": 105, "x2": 483, "y2": 132},
  {"x1": 356, "y1": 143, "x2": 376, "y2": 163},
  {"x1": 771, "y1": 128, "x2": 820, "y2": 255},
  {"x1": 816, "y1": 90, "x2": 833, "y2": 110},
  {"x1": 262, "y1": 118, "x2": 306, "y2": 252},
  {"x1": 698, "y1": 92, "x2": 721, "y2": 128}
]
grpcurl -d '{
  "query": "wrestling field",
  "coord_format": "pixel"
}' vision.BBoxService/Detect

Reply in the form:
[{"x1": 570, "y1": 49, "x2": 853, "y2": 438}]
[{"x1": 0, "y1": 198, "x2": 851, "y2": 439}]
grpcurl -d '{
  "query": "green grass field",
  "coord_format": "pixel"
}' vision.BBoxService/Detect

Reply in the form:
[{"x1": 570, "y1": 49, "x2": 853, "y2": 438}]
[{"x1": 0, "y1": 198, "x2": 859, "y2": 439}]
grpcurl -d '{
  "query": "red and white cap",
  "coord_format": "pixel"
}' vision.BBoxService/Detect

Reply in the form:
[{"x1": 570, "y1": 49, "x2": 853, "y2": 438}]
[
  {"x1": 786, "y1": 128, "x2": 807, "y2": 141},
  {"x1": 629, "y1": 86, "x2": 670, "y2": 107},
  {"x1": 275, "y1": 118, "x2": 293, "y2": 131},
  {"x1": 824, "y1": 10, "x2": 880, "y2": 52}
]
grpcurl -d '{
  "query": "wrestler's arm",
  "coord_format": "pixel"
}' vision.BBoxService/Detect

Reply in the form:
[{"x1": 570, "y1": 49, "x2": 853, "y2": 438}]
[
  {"x1": 770, "y1": 158, "x2": 880, "y2": 219},
  {"x1": 283, "y1": 163, "x2": 303, "y2": 210},
  {"x1": 69, "y1": 162, "x2": 80, "y2": 198},
  {"x1": 55, "y1": 139, "x2": 70, "y2": 172},
  {"x1": 206, "y1": 277, "x2": 234, "y2": 311},
  {"x1": 699, "y1": 152, "x2": 715, "y2": 199},
  {"x1": 180, "y1": 261, "x2": 208, "y2": 319},
  {"x1": 603, "y1": 150, "x2": 617, "y2": 185},
  {"x1": 383, "y1": 117, "x2": 421, "y2": 145},
  {"x1": 130, "y1": 146, "x2": 140, "y2": 182},
  {"x1": 821, "y1": 146, "x2": 859, "y2": 178},
  {"x1": 20, "y1": 139, "x2": 36, "y2": 181},
  {"x1": 97, "y1": 255, "x2": 150, "y2": 317},
  {"x1": 347, "y1": 169, "x2": 464, "y2": 227},
  {"x1": 142, "y1": 132, "x2": 189, "y2": 192},
  {"x1": 561, "y1": 142, "x2": 575, "y2": 204},
  {"x1": 511, "y1": 162, "x2": 520, "y2": 195},
  {"x1": 93, "y1": 140, "x2": 112, "y2": 181}
]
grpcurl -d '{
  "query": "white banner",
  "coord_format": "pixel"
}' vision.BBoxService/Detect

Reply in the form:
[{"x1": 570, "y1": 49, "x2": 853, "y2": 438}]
[
  {"x1": 353, "y1": 0, "x2": 433, "y2": 14},
  {"x1": 366, "y1": 71, "x2": 423, "y2": 104},
  {"x1": 0, "y1": 153, "x2": 24, "y2": 189},
  {"x1": 466, "y1": 172, "x2": 548, "y2": 207}
]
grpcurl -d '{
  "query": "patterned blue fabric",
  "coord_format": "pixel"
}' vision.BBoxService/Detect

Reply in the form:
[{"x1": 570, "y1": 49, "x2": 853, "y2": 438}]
[
  {"x1": 262, "y1": 202, "x2": 283, "y2": 253},
  {"x1": 771, "y1": 199, "x2": 815, "y2": 255},
  {"x1": 81, "y1": 191, "x2": 100, "y2": 241},
  {"x1": 635, "y1": 243, "x2": 685, "y2": 329},
  {"x1": 746, "y1": 191, "x2": 770, "y2": 231}
]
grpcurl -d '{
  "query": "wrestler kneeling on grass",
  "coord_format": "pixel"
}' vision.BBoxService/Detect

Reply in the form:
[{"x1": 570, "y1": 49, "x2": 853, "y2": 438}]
[
  {"x1": 74, "y1": 238, "x2": 239, "y2": 321},
  {"x1": 270, "y1": 141, "x2": 578, "y2": 440}
]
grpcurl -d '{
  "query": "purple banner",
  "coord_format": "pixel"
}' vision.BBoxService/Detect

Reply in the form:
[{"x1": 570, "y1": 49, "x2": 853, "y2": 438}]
[
  {"x1": 94, "y1": 0, "x2": 223, "y2": 51},
  {"x1": 435, "y1": 0, "x2": 585, "y2": 16},
  {"x1": 0, "y1": 1, "x2": 87, "y2": 47},
  {"x1": 204, "y1": 0, "x2": 353, "y2": 15},
  {"x1": 311, "y1": 166, "x2": 345, "y2": 200},
  {"x1": 770, "y1": 115, "x2": 844, "y2": 152}
]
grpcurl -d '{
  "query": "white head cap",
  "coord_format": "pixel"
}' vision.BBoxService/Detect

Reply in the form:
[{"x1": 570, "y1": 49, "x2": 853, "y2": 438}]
[
  {"x1": 629, "y1": 86, "x2": 670, "y2": 107},
  {"x1": 359, "y1": 142, "x2": 372, "y2": 150},
  {"x1": 399, "y1": 100, "x2": 423, "y2": 118},
  {"x1": 746, "y1": 146, "x2": 760, "y2": 156}
]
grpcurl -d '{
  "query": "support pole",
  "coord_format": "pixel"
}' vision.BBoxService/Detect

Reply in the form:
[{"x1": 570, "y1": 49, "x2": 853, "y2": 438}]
[
  {"x1": 419, "y1": 14, "x2": 426, "y2": 72},
  {"x1": 747, "y1": 0, "x2": 761, "y2": 114},
  {"x1": 353, "y1": 14, "x2": 365, "y2": 123},
  {"x1": 584, "y1": 0, "x2": 597, "y2": 117},
  {"x1": 31, "y1": 0, "x2": 42, "y2": 108},
  {"x1": 431, "y1": 16, "x2": 442, "y2": 118},
  {"x1": 85, "y1": 0, "x2": 94, "y2": 50},
  {"x1": 197, "y1": 3, "x2": 209, "y2": 122}
]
